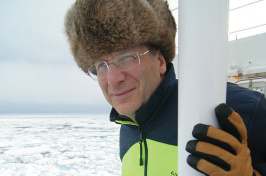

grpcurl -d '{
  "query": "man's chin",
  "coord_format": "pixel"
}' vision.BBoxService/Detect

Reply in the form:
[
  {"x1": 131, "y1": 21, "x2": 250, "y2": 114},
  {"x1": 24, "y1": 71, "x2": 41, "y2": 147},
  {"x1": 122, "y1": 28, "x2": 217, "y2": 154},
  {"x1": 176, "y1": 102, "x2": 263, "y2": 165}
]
[{"x1": 115, "y1": 104, "x2": 138, "y2": 117}]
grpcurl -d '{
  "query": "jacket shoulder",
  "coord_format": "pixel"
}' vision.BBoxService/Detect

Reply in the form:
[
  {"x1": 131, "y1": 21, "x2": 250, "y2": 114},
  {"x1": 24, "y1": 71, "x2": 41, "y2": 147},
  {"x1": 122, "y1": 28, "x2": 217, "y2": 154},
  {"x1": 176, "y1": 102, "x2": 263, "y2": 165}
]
[{"x1": 226, "y1": 82, "x2": 264, "y2": 133}]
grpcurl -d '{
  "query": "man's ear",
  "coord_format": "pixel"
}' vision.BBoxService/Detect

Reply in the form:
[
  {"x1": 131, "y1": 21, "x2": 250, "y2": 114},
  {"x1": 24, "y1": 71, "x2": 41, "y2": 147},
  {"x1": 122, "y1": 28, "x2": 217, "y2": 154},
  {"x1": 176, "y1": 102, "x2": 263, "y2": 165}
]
[{"x1": 156, "y1": 50, "x2": 167, "y2": 75}]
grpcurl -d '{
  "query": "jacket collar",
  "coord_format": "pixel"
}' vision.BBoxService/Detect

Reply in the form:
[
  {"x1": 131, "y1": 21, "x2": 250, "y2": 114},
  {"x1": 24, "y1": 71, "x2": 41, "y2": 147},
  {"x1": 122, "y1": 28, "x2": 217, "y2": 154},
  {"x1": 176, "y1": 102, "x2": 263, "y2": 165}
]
[{"x1": 110, "y1": 63, "x2": 177, "y2": 125}]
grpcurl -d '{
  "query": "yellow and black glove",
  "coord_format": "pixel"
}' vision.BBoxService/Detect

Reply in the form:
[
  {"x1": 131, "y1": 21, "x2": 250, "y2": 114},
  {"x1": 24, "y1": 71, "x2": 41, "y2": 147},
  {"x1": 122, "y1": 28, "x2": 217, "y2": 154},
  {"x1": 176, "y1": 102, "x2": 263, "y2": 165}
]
[{"x1": 186, "y1": 103, "x2": 261, "y2": 176}]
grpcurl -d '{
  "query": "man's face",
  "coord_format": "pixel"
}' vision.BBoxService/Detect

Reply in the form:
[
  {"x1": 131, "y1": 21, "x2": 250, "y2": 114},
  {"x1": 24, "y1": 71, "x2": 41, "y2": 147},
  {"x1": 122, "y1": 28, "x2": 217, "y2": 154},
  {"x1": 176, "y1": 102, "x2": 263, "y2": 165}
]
[{"x1": 97, "y1": 46, "x2": 167, "y2": 117}]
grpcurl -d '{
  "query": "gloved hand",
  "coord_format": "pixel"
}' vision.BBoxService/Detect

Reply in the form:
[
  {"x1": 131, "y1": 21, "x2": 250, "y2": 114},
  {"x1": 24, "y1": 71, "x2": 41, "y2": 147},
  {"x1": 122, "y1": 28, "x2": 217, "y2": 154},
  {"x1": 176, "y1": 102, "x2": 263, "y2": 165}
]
[{"x1": 186, "y1": 103, "x2": 261, "y2": 176}]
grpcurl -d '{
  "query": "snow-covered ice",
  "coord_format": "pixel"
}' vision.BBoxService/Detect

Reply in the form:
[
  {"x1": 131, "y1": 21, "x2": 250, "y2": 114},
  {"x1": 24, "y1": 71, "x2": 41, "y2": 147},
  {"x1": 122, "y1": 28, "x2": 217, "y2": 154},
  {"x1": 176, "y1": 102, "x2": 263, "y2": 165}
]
[{"x1": 0, "y1": 114, "x2": 121, "y2": 176}]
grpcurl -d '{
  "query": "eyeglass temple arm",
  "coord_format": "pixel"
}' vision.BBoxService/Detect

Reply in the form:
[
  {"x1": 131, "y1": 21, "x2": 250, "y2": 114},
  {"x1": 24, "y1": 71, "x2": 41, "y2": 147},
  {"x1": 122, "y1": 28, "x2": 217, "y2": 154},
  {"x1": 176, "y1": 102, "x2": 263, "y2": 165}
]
[{"x1": 139, "y1": 50, "x2": 149, "y2": 57}]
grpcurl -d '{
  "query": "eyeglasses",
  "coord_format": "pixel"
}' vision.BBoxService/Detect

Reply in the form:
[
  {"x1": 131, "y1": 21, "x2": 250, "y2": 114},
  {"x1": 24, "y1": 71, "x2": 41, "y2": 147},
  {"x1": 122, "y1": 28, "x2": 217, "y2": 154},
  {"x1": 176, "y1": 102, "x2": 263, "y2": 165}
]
[{"x1": 87, "y1": 50, "x2": 150, "y2": 81}]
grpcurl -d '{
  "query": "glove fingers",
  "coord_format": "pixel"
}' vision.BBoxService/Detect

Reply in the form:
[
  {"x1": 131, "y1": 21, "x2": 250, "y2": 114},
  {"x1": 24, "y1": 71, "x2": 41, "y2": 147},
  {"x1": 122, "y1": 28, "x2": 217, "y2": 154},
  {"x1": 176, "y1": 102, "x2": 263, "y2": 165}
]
[
  {"x1": 186, "y1": 140, "x2": 231, "y2": 171},
  {"x1": 215, "y1": 103, "x2": 247, "y2": 144},
  {"x1": 187, "y1": 155, "x2": 228, "y2": 176},
  {"x1": 192, "y1": 124, "x2": 241, "y2": 155}
]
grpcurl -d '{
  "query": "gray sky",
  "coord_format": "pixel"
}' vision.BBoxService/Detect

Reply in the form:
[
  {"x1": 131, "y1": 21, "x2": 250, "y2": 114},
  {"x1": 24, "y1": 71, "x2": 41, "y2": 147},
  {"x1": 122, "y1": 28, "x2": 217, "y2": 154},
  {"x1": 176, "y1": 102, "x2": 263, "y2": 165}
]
[
  {"x1": 0, "y1": 0, "x2": 111, "y2": 114},
  {"x1": 0, "y1": 0, "x2": 265, "y2": 114}
]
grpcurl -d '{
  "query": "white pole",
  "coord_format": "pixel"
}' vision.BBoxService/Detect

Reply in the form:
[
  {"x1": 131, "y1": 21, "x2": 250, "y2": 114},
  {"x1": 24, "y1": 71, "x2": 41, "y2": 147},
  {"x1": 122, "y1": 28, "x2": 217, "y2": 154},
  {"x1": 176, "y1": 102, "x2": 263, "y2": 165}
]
[{"x1": 178, "y1": 0, "x2": 229, "y2": 175}]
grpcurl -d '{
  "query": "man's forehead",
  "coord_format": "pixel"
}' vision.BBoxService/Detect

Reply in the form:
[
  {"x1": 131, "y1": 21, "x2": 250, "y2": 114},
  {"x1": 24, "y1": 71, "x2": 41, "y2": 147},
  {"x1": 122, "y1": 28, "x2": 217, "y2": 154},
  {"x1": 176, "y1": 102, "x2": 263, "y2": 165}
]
[{"x1": 98, "y1": 45, "x2": 147, "y2": 61}]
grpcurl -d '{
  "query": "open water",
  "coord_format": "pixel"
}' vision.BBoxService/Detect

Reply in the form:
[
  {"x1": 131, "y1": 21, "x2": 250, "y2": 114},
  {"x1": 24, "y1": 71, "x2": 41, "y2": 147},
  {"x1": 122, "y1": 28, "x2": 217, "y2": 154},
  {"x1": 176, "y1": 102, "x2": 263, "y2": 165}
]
[{"x1": 0, "y1": 114, "x2": 121, "y2": 176}]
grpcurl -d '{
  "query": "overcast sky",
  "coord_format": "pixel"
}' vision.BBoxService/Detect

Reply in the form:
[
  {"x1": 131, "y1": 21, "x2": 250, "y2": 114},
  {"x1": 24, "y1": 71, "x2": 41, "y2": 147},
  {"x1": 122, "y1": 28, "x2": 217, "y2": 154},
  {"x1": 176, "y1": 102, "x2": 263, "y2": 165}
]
[
  {"x1": 0, "y1": 0, "x2": 110, "y2": 114},
  {"x1": 0, "y1": 0, "x2": 265, "y2": 114}
]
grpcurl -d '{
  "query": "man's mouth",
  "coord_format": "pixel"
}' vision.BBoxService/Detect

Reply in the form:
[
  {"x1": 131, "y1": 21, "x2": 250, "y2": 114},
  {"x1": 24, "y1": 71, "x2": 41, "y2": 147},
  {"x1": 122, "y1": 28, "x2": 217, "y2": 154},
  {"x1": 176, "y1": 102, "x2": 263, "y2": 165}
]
[{"x1": 113, "y1": 88, "x2": 135, "y2": 97}]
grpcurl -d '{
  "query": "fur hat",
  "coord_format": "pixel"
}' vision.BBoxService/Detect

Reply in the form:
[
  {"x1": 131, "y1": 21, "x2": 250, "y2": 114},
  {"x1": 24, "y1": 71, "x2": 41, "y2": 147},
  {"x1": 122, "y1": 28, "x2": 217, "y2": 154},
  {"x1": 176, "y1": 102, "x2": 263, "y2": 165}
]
[{"x1": 65, "y1": 0, "x2": 176, "y2": 73}]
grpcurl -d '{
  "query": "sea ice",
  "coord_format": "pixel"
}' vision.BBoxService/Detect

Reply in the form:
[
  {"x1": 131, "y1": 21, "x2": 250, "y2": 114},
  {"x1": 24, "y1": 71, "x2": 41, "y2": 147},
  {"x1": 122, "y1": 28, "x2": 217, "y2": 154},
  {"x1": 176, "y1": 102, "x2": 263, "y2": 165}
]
[{"x1": 0, "y1": 115, "x2": 121, "y2": 176}]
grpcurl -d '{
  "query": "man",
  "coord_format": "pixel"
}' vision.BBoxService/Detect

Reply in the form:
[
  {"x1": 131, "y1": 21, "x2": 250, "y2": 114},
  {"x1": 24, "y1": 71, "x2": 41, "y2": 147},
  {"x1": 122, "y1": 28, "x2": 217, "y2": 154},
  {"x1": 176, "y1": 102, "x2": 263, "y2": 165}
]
[{"x1": 64, "y1": 0, "x2": 266, "y2": 175}]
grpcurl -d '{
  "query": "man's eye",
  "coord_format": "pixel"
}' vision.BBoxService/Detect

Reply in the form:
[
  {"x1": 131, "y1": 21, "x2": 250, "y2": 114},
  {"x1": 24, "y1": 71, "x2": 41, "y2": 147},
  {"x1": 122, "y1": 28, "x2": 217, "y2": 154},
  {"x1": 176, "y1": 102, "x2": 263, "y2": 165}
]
[
  {"x1": 97, "y1": 62, "x2": 107, "y2": 71},
  {"x1": 117, "y1": 55, "x2": 135, "y2": 65}
]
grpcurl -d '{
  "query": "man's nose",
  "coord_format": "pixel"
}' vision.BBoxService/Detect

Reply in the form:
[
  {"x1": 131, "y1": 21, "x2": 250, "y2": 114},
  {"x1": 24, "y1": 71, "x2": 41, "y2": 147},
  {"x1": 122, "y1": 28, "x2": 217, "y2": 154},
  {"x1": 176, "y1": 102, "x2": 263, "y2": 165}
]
[{"x1": 107, "y1": 64, "x2": 126, "y2": 86}]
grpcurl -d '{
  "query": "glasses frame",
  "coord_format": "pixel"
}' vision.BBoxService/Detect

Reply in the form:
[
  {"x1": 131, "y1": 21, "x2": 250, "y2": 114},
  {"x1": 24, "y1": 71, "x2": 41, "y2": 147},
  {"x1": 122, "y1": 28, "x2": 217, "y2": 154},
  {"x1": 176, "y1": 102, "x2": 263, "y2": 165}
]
[{"x1": 87, "y1": 50, "x2": 150, "y2": 81}]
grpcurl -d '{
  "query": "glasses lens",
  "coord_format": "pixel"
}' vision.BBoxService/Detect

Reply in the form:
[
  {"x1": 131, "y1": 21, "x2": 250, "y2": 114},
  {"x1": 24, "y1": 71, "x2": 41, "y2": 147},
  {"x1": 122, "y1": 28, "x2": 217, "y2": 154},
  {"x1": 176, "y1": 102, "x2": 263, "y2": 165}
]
[
  {"x1": 87, "y1": 52, "x2": 142, "y2": 81},
  {"x1": 96, "y1": 61, "x2": 108, "y2": 79},
  {"x1": 88, "y1": 65, "x2": 98, "y2": 81},
  {"x1": 115, "y1": 52, "x2": 139, "y2": 71},
  {"x1": 88, "y1": 61, "x2": 109, "y2": 81}
]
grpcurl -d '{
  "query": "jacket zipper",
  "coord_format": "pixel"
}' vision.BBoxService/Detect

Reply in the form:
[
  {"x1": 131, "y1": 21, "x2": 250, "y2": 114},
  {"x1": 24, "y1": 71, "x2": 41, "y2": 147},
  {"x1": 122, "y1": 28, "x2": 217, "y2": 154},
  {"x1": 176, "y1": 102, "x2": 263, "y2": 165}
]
[
  {"x1": 138, "y1": 127, "x2": 148, "y2": 176},
  {"x1": 139, "y1": 133, "x2": 144, "y2": 166}
]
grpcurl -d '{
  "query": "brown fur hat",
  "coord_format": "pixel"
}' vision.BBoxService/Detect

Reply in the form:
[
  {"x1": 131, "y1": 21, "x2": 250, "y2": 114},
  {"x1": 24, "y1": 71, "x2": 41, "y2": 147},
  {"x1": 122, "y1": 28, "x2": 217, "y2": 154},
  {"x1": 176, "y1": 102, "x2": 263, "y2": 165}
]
[{"x1": 65, "y1": 0, "x2": 176, "y2": 73}]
